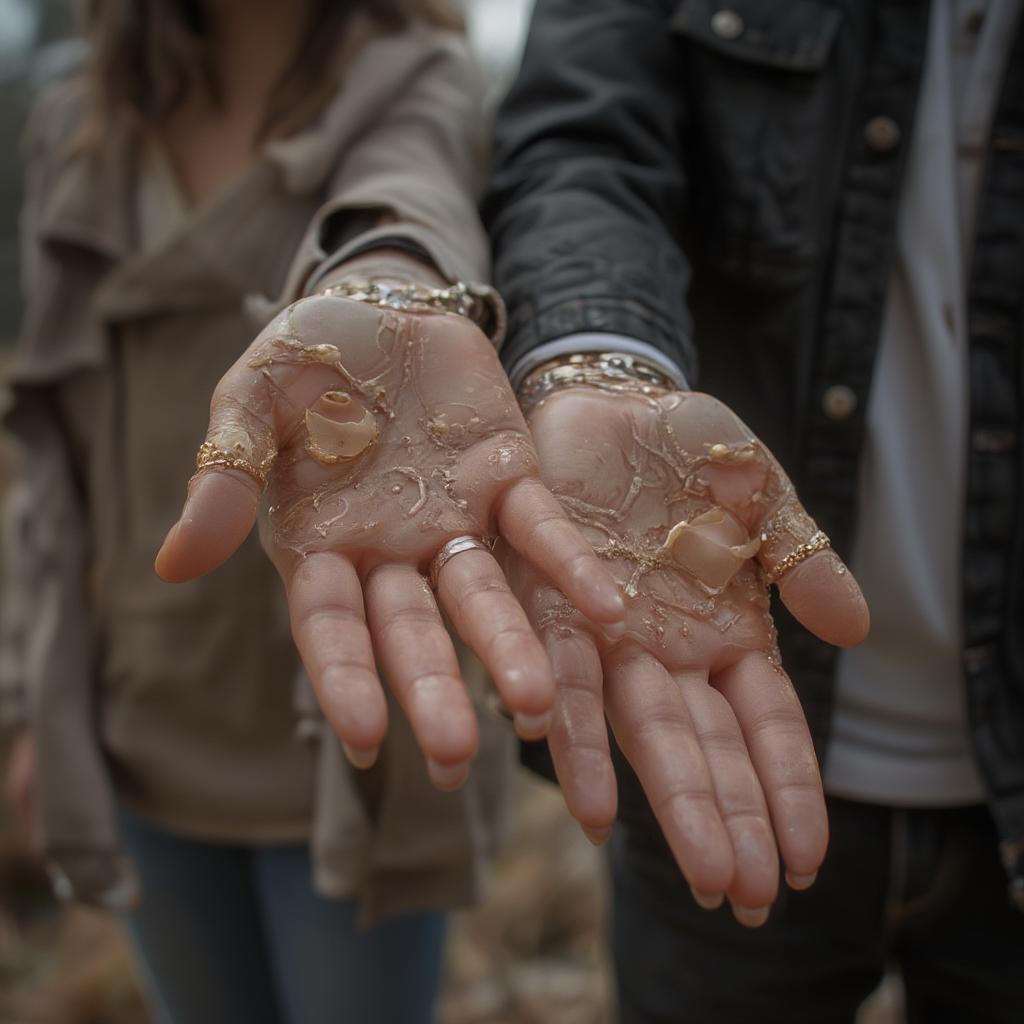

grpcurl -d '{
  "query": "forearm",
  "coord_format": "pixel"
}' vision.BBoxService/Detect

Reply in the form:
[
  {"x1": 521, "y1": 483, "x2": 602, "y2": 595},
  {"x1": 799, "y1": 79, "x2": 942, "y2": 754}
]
[{"x1": 283, "y1": 30, "x2": 492, "y2": 305}]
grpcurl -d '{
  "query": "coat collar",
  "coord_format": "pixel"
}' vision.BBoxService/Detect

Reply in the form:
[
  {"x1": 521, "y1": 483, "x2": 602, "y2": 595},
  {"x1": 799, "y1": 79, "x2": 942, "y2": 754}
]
[
  {"x1": 34, "y1": 13, "x2": 430, "y2": 259},
  {"x1": 14, "y1": 18, "x2": 447, "y2": 386},
  {"x1": 35, "y1": 83, "x2": 138, "y2": 263}
]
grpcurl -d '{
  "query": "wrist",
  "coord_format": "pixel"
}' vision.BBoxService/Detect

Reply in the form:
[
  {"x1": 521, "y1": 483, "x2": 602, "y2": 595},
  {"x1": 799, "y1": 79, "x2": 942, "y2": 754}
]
[
  {"x1": 516, "y1": 351, "x2": 678, "y2": 416},
  {"x1": 317, "y1": 272, "x2": 506, "y2": 347}
]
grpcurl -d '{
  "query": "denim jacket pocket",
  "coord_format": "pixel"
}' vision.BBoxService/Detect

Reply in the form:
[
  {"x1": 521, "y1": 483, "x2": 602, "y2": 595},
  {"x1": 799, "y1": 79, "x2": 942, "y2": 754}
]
[
  {"x1": 671, "y1": 0, "x2": 843, "y2": 72},
  {"x1": 670, "y1": 0, "x2": 849, "y2": 287}
]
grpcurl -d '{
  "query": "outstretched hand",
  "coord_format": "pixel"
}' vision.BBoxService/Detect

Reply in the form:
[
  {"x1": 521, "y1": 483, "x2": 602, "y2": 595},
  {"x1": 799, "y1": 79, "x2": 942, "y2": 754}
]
[
  {"x1": 508, "y1": 379, "x2": 869, "y2": 924},
  {"x1": 156, "y1": 287, "x2": 624, "y2": 787}
]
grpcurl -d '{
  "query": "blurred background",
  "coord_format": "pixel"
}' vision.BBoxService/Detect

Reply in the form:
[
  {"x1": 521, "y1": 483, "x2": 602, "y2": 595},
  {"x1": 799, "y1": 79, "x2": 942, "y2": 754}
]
[{"x1": 0, "y1": 2, "x2": 903, "y2": 1022}]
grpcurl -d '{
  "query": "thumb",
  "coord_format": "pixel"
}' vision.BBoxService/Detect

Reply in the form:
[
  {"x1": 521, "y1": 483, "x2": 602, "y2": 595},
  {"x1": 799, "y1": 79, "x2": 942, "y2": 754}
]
[
  {"x1": 757, "y1": 494, "x2": 869, "y2": 648},
  {"x1": 662, "y1": 391, "x2": 869, "y2": 649},
  {"x1": 774, "y1": 546, "x2": 870, "y2": 648},
  {"x1": 155, "y1": 360, "x2": 277, "y2": 582},
  {"x1": 155, "y1": 467, "x2": 263, "y2": 582}
]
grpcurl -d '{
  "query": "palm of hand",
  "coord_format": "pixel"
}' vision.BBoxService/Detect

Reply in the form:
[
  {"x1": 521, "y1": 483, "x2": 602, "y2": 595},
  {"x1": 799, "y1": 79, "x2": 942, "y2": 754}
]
[
  {"x1": 249, "y1": 297, "x2": 536, "y2": 570},
  {"x1": 528, "y1": 389, "x2": 782, "y2": 671},
  {"x1": 511, "y1": 386, "x2": 867, "y2": 921},
  {"x1": 157, "y1": 296, "x2": 623, "y2": 785}
]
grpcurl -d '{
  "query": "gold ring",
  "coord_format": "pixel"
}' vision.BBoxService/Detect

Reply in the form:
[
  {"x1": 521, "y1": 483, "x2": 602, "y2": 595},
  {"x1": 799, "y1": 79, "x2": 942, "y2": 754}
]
[
  {"x1": 763, "y1": 530, "x2": 832, "y2": 585},
  {"x1": 192, "y1": 440, "x2": 273, "y2": 489},
  {"x1": 429, "y1": 535, "x2": 493, "y2": 589}
]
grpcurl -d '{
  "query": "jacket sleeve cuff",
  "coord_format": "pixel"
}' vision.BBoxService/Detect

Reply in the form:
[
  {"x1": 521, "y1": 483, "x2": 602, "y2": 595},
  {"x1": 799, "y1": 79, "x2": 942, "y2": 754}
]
[
  {"x1": 508, "y1": 334, "x2": 690, "y2": 392},
  {"x1": 283, "y1": 218, "x2": 480, "y2": 302},
  {"x1": 500, "y1": 296, "x2": 696, "y2": 386}
]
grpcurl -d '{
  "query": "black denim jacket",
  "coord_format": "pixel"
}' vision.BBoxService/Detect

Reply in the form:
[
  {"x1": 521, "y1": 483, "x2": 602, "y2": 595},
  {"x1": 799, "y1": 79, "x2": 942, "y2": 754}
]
[{"x1": 485, "y1": 0, "x2": 1024, "y2": 907}]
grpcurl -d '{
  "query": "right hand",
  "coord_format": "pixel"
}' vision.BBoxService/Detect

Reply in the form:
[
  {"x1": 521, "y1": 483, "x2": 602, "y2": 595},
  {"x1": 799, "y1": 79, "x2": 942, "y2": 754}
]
[
  {"x1": 155, "y1": 292, "x2": 625, "y2": 787},
  {"x1": 4, "y1": 729, "x2": 36, "y2": 838},
  {"x1": 507, "y1": 383, "x2": 869, "y2": 923}
]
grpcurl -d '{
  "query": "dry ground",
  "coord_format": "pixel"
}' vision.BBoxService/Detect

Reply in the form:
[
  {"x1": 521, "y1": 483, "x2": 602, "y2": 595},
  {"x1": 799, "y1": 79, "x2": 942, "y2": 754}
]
[
  {"x1": 0, "y1": 768, "x2": 611, "y2": 1024},
  {"x1": 0, "y1": 767, "x2": 904, "y2": 1024}
]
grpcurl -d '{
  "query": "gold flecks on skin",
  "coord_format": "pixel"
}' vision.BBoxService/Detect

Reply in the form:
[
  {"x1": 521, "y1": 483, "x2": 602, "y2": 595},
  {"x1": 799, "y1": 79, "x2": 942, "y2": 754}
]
[{"x1": 248, "y1": 301, "x2": 530, "y2": 563}]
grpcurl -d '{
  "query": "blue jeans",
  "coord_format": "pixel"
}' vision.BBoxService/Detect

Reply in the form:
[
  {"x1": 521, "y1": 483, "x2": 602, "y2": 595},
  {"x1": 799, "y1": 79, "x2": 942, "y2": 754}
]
[
  {"x1": 610, "y1": 794, "x2": 1024, "y2": 1023},
  {"x1": 118, "y1": 807, "x2": 448, "y2": 1024}
]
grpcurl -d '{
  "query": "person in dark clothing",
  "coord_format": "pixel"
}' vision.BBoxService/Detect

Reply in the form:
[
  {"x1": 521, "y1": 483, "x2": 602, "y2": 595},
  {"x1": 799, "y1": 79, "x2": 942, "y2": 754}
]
[{"x1": 485, "y1": 1, "x2": 1024, "y2": 1021}]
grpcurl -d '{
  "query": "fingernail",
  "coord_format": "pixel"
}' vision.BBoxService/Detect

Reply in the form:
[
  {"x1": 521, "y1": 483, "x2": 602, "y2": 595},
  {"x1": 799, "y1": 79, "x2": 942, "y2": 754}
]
[
  {"x1": 690, "y1": 888, "x2": 724, "y2": 911},
  {"x1": 583, "y1": 825, "x2": 612, "y2": 846},
  {"x1": 342, "y1": 743, "x2": 378, "y2": 770},
  {"x1": 586, "y1": 577, "x2": 626, "y2": 624},
  {"x1": 603, "y1": 620, "x2": 627, "y2": 641},
  {"x1": 513, "y1": 711, "x2": 551, "y2": 741},
  {"x1": 427, "y1": 759, "x2": 469, "y2": 791},
  {"x1": 732, "y1": 904, "x2": 770, "y2": 928},
  {"x1": 786, "y1": 870, "x2": 818, "y2": 891}
]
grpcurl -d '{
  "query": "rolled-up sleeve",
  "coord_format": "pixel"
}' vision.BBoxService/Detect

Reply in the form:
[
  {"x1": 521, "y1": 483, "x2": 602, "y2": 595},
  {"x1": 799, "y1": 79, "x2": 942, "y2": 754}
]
[{"x1": 280, "y1": 29, "x2": 493, "y2": 299}]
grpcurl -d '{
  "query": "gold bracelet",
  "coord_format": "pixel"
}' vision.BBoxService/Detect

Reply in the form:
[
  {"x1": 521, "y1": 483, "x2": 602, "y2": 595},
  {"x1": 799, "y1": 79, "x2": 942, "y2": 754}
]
[
  {"x1": 516, "y1": 352, "x2": 678, "y2": 414},
  {"x1": 320, "y1": 279, "x2": 506, "y2": 343}
]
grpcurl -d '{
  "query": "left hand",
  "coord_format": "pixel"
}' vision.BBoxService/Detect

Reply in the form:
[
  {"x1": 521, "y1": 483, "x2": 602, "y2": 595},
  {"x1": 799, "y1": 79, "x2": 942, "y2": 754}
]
[
  {"x1": 155, "y1": 281, "x2": 625, "y2": 786},
  {"x1": 507, "y1": 380, "x2": 869, "y2": 923}
]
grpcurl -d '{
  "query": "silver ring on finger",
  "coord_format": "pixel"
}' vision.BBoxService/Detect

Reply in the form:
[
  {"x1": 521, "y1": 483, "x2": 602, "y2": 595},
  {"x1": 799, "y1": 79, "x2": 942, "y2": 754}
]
[{"x1": 429, "y1": 535, "x2": 494, "y2": 589}]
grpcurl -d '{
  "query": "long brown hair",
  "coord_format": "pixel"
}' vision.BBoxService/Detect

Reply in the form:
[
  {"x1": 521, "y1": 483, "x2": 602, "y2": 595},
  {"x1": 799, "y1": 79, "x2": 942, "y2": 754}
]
[{"x1": 76, "y1": 0, "x2": 463, "y2": 148}]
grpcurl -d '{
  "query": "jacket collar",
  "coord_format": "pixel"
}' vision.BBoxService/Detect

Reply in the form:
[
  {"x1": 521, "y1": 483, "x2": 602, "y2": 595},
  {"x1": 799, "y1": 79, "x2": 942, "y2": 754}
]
[
  {"x1": 34, "y1": 13, "x2": 400, "y2": 260},
  {"x1": 22, "y1": 17, "x2": 441, "y2": 352},
  {"x1": 36, "y1": 89, "x2": 138, "y2": 262}
]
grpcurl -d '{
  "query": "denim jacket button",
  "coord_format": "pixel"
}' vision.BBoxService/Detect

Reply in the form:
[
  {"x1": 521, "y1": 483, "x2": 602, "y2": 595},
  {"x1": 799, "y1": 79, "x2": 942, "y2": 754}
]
[
  {"x1": 710, "y1": 9, "x2": 744, "y2": 40},
  {"x1": 822, "y1": 384, "x2": 857, "y2": 420},
  {"x1": 864, "y1": 115, "x2": 902, "y2": 152}
]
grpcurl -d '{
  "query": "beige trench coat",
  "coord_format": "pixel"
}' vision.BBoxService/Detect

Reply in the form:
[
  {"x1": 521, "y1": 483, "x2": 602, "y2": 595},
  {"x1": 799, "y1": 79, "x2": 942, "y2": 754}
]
[{"x1": 1, "y1": 17, "x2": 511, "y2": 919}]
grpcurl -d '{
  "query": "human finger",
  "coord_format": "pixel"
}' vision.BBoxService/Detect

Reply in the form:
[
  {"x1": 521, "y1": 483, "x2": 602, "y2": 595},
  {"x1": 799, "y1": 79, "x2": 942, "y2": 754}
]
[
  {"x1": 662, "y1": 392, "x2": 869, "y2": 648},
  {"x1": 540, "y1": 615, "x2": 617, "y2": 839},
  {"x1": 497, "y1": 477, "x2": 626, "y2": 627},
  {"x1": 155, "y1": 469, "x2": 262, "y2": 583},
  {"x1": 604, "y1": 643, "x2": 735, "y2": 896},
  {"x1": 758, "y1": 490, "x2": 869, "y2": 648},
  {"x1": 713, "y1": 651, "x2": 828, "y2": 886},
  {"x1": 774, "y1": 545, "x2": 870, "y2": 649},
  {"x1": 284, "y1": 550, "x2": 388, "y2": 766},
  {"x1": 155, "y1": 303, "x2": 344, "y2": 583},
  {"x1": 674, "y1": 672, "x2": 779, "y2": 923},
  {"x1": 435, "y1": 546, "x2": 556, "y2": 739},
  {"x1": 364, "y1": 562, "x2": 479, "y2": 788},
  {"x1": 155, "y1": 353, "x2": 283, "y2": 583}
]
